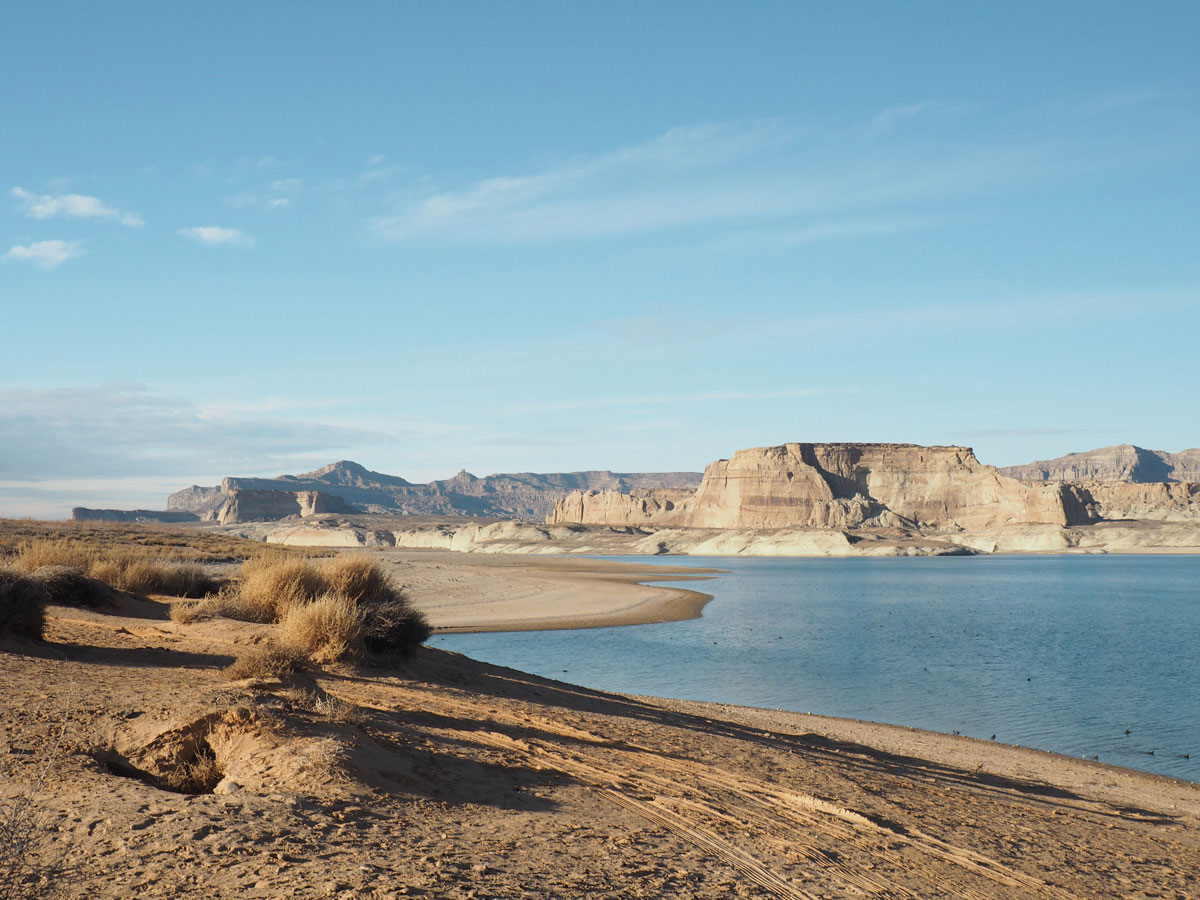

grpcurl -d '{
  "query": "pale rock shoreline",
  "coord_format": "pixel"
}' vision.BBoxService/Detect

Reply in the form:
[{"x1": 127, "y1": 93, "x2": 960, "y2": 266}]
[{"x1": 204, "y1": 514, "x2": 1200, "y2": 557}]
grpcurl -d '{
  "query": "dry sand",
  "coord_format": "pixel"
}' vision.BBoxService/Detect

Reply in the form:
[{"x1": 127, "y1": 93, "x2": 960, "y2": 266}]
[{"x1": 2, "y1": 551, "x2": 1197, "y2": 899}]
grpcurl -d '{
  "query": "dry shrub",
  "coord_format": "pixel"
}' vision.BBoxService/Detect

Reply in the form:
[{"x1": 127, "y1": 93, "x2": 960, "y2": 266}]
[
  {"x1": 321, "y1": 555, "x2": 397, "y2": 606},
  {"x1": 0, "y1": 570, "x2": 46, "y2": 639},
  {"x1": 280, "y1": 593, "x2": 365, "y2": 662},
  {"x1": 223, "y1": 641, "x2": 311, "y2": 680},
  {"x1": 238, "y1": 553, "x2": 325, "y2": 621},
  {"x1": 29, "y1": 566, "x2": 110, "y2": 609},
  {"x1": 361, "y1": 598, "x2": 432, "y2": 655},
  {"x1": 212, "y1": 553, "x2": 429, "y2": 662},
  {"x1": 168, "y1": 600, "x2": 202, "y2": 625}
]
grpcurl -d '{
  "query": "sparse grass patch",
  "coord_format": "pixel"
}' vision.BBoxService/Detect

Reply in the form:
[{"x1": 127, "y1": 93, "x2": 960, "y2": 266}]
[
  {"x1": 9, "y1": 535, "x2": 221, "y2": 599},
  {"x1": 223, "y1": 642, "x2": 311, "y2": 681},
  {"x1": 0, "y1": 569, "x2": 47, "y2": 639},
  {"x1": 11, "y1": 539, "x2": 95, "y2": 574}
]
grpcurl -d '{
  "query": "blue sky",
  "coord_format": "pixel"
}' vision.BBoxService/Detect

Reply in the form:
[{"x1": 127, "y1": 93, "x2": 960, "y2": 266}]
[{"x1": 2, "y1": 2, "x2": 1198, "y2": 517}]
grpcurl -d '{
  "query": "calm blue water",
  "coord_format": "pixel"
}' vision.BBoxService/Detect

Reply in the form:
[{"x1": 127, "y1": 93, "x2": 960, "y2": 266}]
[{"x1": 431, "y1": 555, "x2": 1200, "y2": 781}]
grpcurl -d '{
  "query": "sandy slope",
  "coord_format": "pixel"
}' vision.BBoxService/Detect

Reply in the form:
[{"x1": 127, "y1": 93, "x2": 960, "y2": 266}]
[{"x1": 2, "y1": 558, "x2": 1198, "y2": 899}]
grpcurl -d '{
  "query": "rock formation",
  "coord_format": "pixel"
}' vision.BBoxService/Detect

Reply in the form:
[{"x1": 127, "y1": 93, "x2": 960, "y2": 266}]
[
  {"x1": 167, "y1": 461, "x2": 703, "y2": 521},
  {"x1": 549, "y1": 443, "x2": 1094, "y2": 531},
  {"x1": 204, "y1": 489, "x2": 356, "y2": 525},
  {"x1": 999, "y1": 444, "x2": 1200, "y2": 483}
]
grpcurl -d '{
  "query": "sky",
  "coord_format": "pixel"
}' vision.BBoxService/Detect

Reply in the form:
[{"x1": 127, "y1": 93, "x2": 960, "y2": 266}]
[{"x1": 2, "y1": 2, "x2": 1198, "y2": 517}]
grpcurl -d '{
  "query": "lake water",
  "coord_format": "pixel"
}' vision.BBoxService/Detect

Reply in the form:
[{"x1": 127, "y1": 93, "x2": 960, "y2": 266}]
[{"x1": 431, "y1": 555, "x2": 1200, "y2": 782}]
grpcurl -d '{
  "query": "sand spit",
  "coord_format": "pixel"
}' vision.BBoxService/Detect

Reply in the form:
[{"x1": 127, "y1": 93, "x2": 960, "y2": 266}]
[{"x1": 1, "y1": 556, "x2": 1197, "y2": 899}]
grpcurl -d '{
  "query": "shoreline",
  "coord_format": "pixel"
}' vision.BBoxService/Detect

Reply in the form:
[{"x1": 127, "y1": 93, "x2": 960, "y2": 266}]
[{"x1": 370, "y1": 548, "x2": 721, "y2": 633}]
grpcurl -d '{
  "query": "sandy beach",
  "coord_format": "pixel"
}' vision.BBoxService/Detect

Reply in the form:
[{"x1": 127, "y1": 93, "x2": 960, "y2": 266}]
[{"x1": 2, "y1": 549, "x2": 1197, "y2": 899}]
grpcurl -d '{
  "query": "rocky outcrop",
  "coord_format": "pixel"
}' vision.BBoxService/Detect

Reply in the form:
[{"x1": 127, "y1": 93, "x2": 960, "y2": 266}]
[
  {"x1": 1065, "y1": 482, "x2": 1200, "y2": 522},
  {"x1": 169, "y1": 461, "x2": 703, "y2": 521},
  {"x1": 70, "y1": 508, "x2": 199, "y2": 524},
  {"x1": 549, "y1": 489, "x2": 695, "y2": 527},
  {"x1": 166, "y1": 485, "x2": 225, "y2": 513},
  {"x1": 205, "y1": 489, "x2": 356, "y2": 525},
  {"x1": 1000, "y1": 445, "x2": 1200, "y2": 483},
  {"x1": 550, "y1": 443, "x2": 1092, "y2": 531}
]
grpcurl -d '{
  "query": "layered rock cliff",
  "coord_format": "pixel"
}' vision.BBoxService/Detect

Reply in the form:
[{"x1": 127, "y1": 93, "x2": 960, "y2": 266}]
[
  {"x1": 999, "y1": 444, "x2": 1200, "y2": 483},
  {"x1": 166, "y1": 461, "x2": 703, "y2": 522},
  {"x1": 550, "y1": 443, "x2": 1093, "y2": 531},
  {"x1": 204, "y1": 489, "x2": 356, "y2": 525}
]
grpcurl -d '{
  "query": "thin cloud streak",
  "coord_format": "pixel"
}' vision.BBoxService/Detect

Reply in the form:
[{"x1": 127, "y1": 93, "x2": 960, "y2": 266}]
[
  {"x1": 370, "y1": 120, "x2": 1116, "y2": 245},
  {"x1": 11, "y1": 186, "x2": 143, "y2": 226},
  {"x1": 510, "y1": 387, "x2": 859, "y2": 414},
  {"x1": 2, "y1": 240, "x2": 83, "y2": 268}
]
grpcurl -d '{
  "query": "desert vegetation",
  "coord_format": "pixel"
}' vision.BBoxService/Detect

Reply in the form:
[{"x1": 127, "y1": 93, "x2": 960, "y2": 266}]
[
  {"x1": 194, "y1": 553, "x2": 430, "y2": 662},
  {"x1": 0, "y1": 569, "x2": 47, "y2": 639}
]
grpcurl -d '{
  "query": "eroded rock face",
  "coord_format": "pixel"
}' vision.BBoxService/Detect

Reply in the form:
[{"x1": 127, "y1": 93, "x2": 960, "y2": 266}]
[
  {"x1": 207, "y1": 489, "x2": 355, "y2": 525},
  {"x1": 550, "y1": 443, "x2": 1089, "y2": 531},
  {"x1": 1000, "y1": 444, "x2": 1200, "y2": 483},
  {"x1": 169, "y1": 461, "x2": 703, "y2": 521},
  {"x1": 1067, "y1": 482, "x2": 1200, "y2": 521}
]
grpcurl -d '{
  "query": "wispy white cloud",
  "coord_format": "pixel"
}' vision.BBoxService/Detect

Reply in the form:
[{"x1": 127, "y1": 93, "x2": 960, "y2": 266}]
[
  {"x1": 11, "y1": 186, "x2": 143, "y2": 226},
  {"x1": 368, "y1": 118, "x2": 1102, "y2": 245},
  {"x1": 228, "y1": 177, "x2": 302, "y2": 210},
  {"x1": 1, "y1": 240, "x2": 83, "y2": 268},
  {"x1": 178, "y1": 226, "x2": 254, "y2": 246}
]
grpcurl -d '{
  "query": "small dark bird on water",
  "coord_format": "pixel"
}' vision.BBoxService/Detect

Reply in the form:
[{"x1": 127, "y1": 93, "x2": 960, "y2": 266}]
[{"x1": 990, "y1": 734, "x2": 996, "y2": 740}]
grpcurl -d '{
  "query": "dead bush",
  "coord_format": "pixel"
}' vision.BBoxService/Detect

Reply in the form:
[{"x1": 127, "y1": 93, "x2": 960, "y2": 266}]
[
  {"x1": 279, "y1": 593, "x2": 364, "y2": 662},
  {"x1": 0, "y1": 570, "x2": 46, "y2": 639},
  {"x1": 223, "y1": 642, "x2": 311, "y2": 681},
  {"x1": 361, "y1": 598, "x2": 432, "y2": 656}
]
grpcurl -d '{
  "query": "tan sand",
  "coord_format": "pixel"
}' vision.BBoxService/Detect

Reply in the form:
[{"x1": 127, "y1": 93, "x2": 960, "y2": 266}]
[
  {"x1": 2, "y1": 551, "x2": 1197, "y2": 899},
  {"x1": 368, "y1": 548, "x2": 719, "y2": 632}
]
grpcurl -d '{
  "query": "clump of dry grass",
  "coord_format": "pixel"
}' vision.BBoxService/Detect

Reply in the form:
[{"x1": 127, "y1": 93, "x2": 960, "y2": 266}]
[
  {"x1": 0, "y1": 569, "x2": 46, "y2": 639},
  {"x1": 280, "y1": 593, "x2": 365, "y2": 662},
  {"x1": 202, "y1": 553, "x2": 429, "y2": 663},
  {"x1": 237, "y1": 552, "x2": 326, "y2": 621},
  {"x1": 223, "y1": 641, "x2": 311, "y2": 681},
  {"x1": 320, "y1": 555, "x2": 396, "y2": 606},
  {"x1": 29, "y1": 566, "x2": 111, "y2": 609}
]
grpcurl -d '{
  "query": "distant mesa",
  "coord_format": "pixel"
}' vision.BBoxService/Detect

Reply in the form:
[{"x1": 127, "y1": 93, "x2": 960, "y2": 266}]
[
  {"x1": 998, "y1": 444, "x2": 1200, "y2": 484},
  {"x1": 77, "y1": 460, "x2": 704, "y2": 525},
  {"x1": 68, "y1": 445, "x2": 1200, "y2": 531},
  {"x1": 548, "y1": 442, "x2": 1200, "y2": 531}
]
